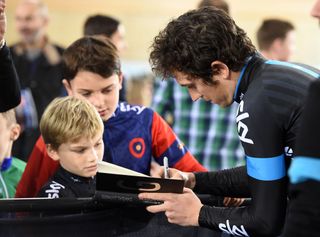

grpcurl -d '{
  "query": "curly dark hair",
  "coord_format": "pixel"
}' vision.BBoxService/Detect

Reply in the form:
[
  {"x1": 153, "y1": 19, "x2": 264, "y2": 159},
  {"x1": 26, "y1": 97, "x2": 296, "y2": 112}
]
[{"x1": 150, "y1": 7, "x2": 256, "y2": 84}]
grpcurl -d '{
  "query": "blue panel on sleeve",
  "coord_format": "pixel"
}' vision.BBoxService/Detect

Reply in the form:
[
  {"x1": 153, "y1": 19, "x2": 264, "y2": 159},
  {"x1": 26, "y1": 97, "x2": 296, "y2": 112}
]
[
  {"x1": 265, "y1": 60, "x2": 319, "y2": 78},
  {"x1": 247, "y1": 155, "x2": 286, "y2": 181},
  {"x1": 160, "y1": 139, "x2": 187, "y2": 166},
  {"x1": 289, "y1": 157, "x2": 320, "y2": 183}
]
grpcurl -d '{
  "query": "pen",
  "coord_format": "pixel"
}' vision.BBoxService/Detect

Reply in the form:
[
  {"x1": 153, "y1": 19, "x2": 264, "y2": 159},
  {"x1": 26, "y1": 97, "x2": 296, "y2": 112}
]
[{"x1": 163, "y1": 156, "x2": 169, "y2": 179}]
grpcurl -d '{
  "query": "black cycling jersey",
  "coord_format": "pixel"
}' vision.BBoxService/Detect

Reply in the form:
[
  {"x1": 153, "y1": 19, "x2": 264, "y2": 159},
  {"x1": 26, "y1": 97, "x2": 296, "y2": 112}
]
[
  {"x1": 283, "y1": 80, "x2": 320, "y2": 237},
  {"x1": 38, "y1": 167, "x2": 95, "y2": 198},
  {"x1": 194, "y1": 54, "x2": 319, "y2": 237}
]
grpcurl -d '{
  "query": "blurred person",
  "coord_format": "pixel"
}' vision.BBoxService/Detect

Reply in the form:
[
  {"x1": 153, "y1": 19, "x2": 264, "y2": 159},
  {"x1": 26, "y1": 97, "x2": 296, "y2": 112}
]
[
  {"x1": 10, "y1": 0, "x2": 64, "y2": 161},
  {"x1": 152, "y1": 0, "x2": 244, "y2": 171},
  {"x1": 256, "y1": 19, "x2": 295, "y2": 61},
  {"x1": 0, "y1": 109, "x2": 26, "y2": 198},
  {"x1": 139, "y1": 7, "x2": 319, "y2": 236},
  {"x1": 0, "y1": 0, "x2": 21, "y2": 112},
  {"x1": 198, "y1": 0, "x2": 229, "y2": 12},
  {"x1": 283, "y1": 1, "x2": 320, "y2": 236},
  {"x1": 84, "y1": 14, "x2": 127, "y2": 101}
]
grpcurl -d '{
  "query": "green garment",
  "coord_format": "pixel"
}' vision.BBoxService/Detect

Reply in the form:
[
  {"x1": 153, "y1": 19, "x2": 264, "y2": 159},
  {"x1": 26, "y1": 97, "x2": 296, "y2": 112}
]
[{"x1": 0, "y1": 158, "x2": 26, "y2": 198}]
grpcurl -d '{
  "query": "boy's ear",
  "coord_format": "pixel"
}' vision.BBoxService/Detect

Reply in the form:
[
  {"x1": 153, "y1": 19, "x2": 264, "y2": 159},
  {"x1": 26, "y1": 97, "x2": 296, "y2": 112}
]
[
  {"x1": 10, "y1": 124, "x2": 21, "y2": 141},
  {"x1": 210, "y1": 61, "x2": 230, "y2": 80},
  {"x1": 46, "y1": 144, "x2": 60, "y2": 161},
  {"x1": 62, "y1": 79, "x2": 73, "y2": 96}
]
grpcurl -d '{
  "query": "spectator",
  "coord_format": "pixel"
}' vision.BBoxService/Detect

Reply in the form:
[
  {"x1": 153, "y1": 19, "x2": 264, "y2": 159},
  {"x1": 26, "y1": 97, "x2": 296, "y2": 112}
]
[
  {"x1": 37, "y1": 97, "x2": 103, "y2": 198},
  {"x1": 84, "y1": 14, "x2": 127, "y2": 101},
  {"x1": 256, "y1": 19, "x2": 295, "y2": 61},
  {"x1": 0, "y1": 109, "x2": 26, "y2": 198},
  {"x1": 10, "y1": 0, "x2": 64, "y2": 161}
]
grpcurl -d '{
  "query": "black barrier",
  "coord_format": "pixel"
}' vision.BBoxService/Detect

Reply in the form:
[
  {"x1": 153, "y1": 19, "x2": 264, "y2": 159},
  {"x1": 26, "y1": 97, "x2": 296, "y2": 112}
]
[{"x1": 0, "y1": 192, "x2": 225, "y2": 237}]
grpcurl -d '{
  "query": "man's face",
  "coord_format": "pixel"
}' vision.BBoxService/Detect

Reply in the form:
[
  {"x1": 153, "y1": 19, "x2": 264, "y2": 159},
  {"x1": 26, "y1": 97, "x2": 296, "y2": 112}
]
[
  {"x1": 110, "y1": 24, "x2": 127, "y2": 56},
  {"x1": 15, "y1": 2, "x2": 47, "y2": 44},
  {"x1": 311, "y1": 0, "x2": 320, "y2": 20},
  {"x1": 48, "y1": 133, "x2": 104, "y2": 178},
  {"x1": 63, "y1": 71, "x2": 122, "y2": 121},
  {"x1": 277, "y1": 30, "x2": 296, "y2": 61},
  {"x1": 173, "y1": 71, "x2": 236, "y2": 108}
]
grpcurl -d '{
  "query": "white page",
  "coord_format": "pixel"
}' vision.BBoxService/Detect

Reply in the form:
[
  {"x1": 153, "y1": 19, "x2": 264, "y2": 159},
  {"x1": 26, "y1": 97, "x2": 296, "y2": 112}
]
[{"x1": 97, "y1": 161, "x2": 149, "y2": 177}]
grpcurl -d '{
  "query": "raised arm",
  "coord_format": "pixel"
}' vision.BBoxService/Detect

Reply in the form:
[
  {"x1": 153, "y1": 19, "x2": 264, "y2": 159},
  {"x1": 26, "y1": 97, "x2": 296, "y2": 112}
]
[{"x1": 0, "y1": 0, "x2": 21, "y2": 112}]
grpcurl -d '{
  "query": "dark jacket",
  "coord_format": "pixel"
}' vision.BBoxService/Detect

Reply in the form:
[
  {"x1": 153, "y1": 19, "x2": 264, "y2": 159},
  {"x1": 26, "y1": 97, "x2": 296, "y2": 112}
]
[{"x1": 0, "y1": 44, "x2": 21, "y2": 112}]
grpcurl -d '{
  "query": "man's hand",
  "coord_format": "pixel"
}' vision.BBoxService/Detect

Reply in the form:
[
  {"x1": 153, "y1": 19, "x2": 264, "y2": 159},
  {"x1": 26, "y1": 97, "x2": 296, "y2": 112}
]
[
  {"x1": 149, "y1": 165, "x2": 196, "y2": 189},
  {"x1": 139, "y1": 188, "x2": 203, "y2": 226},
  {"x1": 0, "y1": 0, "x2": 6, "y2": 42}
]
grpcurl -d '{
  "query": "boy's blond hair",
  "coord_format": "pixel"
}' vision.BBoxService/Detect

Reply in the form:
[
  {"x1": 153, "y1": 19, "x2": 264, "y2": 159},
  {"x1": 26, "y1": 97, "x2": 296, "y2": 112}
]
[
  {"x1": 0, "y1": 109, "x2": 17, "y2": 127},
  {"x1": 40, "y1": 96, "x2": 103, "y2": 150}
]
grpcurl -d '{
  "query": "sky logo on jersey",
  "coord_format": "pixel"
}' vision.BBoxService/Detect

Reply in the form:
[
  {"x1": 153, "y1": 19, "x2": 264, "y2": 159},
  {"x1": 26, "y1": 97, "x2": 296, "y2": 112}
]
[
  {"x1": 236, "y1": 101, "x2": 254, "y2": 144},
  {"x1": 45, "y1": 181, "x2": 65, "y2": 199},
  {"x1": 129, "y1": 137, "x2": 146, "y2": 159},
  {"x1": 285, "y1": 146, "x2": 293, "y2": 157},
  {"x1": 218, "y1": 220, "x2": 249, "y2": 236},
  {"x1": 119, "y1": 103, "x2": 146, "y2": 115}
]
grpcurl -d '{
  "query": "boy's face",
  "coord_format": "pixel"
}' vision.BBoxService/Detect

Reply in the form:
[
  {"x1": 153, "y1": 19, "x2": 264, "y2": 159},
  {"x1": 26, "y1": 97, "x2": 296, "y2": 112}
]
[
  {"x1": 0, "y1": 116, "x2": 11, "y2": 163},
  {"x1": 63, "y1": 71, "x2": 122, "y2": 121},
  {"x1": 0, "y1": 115, "x2": 20, "y2": 163},
  {"x1": 47, "y1": 132, "x2": 104, "y2": 178}
]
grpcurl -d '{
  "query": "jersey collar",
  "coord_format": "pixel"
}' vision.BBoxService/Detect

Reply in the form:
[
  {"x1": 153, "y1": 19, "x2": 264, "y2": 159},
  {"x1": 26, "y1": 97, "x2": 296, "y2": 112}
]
[{"x1": 233, "y1": 53, "x2": 265, "y2": 103}]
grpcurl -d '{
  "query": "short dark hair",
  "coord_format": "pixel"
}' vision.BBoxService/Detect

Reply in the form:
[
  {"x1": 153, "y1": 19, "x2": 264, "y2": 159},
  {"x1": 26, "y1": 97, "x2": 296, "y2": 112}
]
[
  {"x1": 256, "y1": 19, "x2": 295, "y2": 50},
  {"x1": 83, "y1": 14, "x2": 120, "y2": 37},
  {"x1": 198, "y1": 0, "x2": 229, "y2": 14},
  {"x1": 149, "y1": 7, "x2": 256, "y2": 84},
  {"x1": 63, "y1": 36, "x2": 121, "y2": 81}
]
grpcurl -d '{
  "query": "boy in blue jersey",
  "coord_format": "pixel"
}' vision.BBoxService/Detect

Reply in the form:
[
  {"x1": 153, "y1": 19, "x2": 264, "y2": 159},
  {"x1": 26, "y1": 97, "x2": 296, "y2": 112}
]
[
  {"x1": 138, "y1": 7, "x2": 320, "y2": 237},
  {"x1": 16, "y1": 36, "x2": 206, "y2": 198}
]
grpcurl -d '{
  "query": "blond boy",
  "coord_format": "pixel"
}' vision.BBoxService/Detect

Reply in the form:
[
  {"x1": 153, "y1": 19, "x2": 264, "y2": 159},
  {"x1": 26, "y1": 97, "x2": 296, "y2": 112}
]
[{"x1": 37, "y1": 96, "x2": 104, "y2": 198}]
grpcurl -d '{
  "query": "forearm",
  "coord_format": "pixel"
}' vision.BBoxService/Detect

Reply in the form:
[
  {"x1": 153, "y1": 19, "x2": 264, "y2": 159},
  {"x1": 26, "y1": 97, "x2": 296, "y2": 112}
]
[
  {"x1": 193, "y1": 166, "x2": 250, "y2": 197},
  {"x1": 198, "y1": 177, "x2": 287, "y2": 237}
]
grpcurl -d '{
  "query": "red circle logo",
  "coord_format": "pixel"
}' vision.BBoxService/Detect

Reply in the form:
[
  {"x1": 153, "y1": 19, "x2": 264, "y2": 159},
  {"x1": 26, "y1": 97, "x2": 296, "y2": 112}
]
[{"x1": 129, "y1": 138, "x2": 146, "y2": 159}]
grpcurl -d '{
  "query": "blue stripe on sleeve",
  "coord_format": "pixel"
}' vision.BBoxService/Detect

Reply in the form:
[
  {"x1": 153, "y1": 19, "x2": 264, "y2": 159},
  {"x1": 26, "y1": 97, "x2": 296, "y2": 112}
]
[
  {"x1": 265, "y1": 60, "x2": 319, "y2": 78},
  {"x1": 289, "y1": 157, "x2": 320, "y2": 184},
  {"x1": 247, "y1": 155, "x2": 286, "y2": 181},
  {"x1": 160, "y1": 139, "x2": 187, "y2": 166}
]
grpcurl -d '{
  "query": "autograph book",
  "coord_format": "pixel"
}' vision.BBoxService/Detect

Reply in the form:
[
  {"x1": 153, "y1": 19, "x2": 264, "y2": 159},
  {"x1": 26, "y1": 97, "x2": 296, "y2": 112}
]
[{"x1": 96, "y1": 161, "x2": 184, "y2": 194}]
